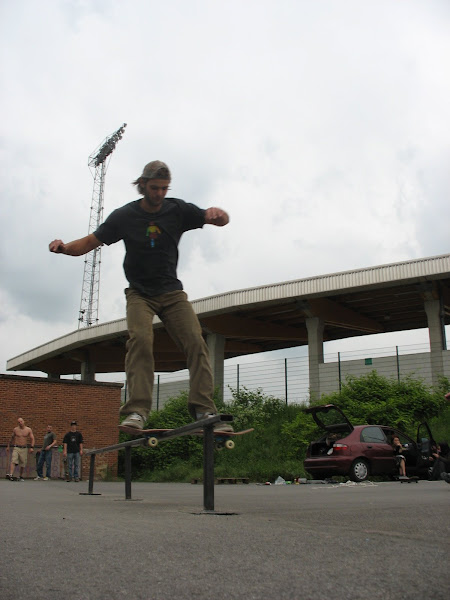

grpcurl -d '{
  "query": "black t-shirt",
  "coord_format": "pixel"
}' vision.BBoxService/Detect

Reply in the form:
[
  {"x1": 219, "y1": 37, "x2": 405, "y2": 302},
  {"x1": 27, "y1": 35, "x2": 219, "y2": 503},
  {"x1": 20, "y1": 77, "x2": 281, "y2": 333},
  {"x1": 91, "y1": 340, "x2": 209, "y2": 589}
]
[
  {"x1": 94, "y1": 198, "x2": 205, "y2": 297},
  {"x1": 63, "y1": 431, "x2": 83, "y2": 453}
]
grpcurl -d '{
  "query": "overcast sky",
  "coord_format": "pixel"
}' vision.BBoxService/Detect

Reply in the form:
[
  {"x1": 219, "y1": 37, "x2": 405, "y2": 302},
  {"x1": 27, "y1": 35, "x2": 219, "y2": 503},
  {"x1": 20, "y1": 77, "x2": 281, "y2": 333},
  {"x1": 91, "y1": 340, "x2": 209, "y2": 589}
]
[{"x1": 1, "y1": 0, "x2": 449, "y2": 378}]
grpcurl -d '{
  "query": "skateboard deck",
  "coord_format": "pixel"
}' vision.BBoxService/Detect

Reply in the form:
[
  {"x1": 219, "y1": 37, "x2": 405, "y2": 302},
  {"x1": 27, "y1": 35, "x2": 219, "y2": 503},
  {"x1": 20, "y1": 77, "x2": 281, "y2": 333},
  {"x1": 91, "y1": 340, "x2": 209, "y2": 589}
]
[
  {"x1": 398, "y1": 476, "x2": 419, "y2": 483},
  {"x1": 118, "y1": 426, "x2": 254, "y2": 449}
]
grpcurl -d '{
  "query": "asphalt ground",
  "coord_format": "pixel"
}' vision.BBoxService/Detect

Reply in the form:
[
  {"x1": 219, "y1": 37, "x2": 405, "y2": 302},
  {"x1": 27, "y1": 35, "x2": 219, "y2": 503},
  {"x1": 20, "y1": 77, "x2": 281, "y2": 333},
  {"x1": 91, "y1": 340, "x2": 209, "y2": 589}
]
[{"x1": 1, "y1": 478, "x2": 449, "y2": 600}]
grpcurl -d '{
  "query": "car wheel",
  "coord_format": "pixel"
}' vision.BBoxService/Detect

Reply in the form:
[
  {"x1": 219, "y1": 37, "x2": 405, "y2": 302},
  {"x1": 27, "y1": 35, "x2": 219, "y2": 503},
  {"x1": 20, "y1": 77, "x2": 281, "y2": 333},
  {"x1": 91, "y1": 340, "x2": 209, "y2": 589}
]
[{"x1": 349, "y1": 458, "x2": 369, "y2": 482}]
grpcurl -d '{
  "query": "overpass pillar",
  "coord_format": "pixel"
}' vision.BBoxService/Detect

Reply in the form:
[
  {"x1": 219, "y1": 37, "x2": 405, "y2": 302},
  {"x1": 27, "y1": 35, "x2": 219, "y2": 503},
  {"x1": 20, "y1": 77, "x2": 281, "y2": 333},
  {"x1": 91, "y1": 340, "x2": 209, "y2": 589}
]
[
  {"x1": 81, "y1": 357, "x2": 96, "y2": 384},
  {"x1": 424, "y1": 297, "x2": 446, "y2": 387},
  {"x1": 306, "y1": 317, "x2": 325, "y2": 400},
  {"x1": 206, "y1": 333, "x2": 225, "y2": 402}
]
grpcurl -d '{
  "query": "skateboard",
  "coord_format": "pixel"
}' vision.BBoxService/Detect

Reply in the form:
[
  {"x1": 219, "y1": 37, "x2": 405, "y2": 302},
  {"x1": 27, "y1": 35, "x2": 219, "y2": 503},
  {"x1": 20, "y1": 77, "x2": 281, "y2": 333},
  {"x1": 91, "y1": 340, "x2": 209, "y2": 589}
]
[
  {"x1": 118, "y1": 426, "x2": 254, "y2": 450},
  {"x1": 398, "y1": 476, "x2": 419, "y2": 483}
]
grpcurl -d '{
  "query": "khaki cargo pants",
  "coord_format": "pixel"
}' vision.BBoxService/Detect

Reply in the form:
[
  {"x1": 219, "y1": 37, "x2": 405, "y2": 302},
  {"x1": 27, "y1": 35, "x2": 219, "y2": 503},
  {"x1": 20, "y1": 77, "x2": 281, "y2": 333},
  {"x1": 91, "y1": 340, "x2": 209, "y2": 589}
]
[{"x1": 120, "y1": 288, "x2": 217, "y2": 421}]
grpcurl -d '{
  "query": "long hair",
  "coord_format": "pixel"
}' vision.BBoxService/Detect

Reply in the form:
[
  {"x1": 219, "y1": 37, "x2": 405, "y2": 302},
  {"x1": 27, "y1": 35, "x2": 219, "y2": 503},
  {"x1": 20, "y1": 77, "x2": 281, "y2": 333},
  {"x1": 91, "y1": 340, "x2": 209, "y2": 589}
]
[{"x1": 132, "y1": 166, "x2": 171, "y2": 195}]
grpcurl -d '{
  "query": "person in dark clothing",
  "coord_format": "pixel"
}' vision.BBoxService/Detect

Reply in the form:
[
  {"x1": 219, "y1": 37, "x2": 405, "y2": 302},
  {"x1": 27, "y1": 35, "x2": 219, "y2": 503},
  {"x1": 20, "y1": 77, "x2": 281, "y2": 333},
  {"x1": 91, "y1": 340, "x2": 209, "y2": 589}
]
[
  {"x1": 430, "y1": 442, "x2": 450, "y2": 481},
  {"x1": 34, "y1": 424, "x2": 57, "y2": 480},
  {"x1": 63, "y1": 421, "x2": 83, "y2": 482}
]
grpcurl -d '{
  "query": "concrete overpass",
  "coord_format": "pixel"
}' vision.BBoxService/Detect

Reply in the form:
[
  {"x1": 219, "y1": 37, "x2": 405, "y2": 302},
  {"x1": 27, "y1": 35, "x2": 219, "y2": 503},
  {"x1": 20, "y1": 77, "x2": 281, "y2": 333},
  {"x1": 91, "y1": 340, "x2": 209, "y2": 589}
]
[{"x1": 7, "y1": 253, "x2": 450, "y2": 397}]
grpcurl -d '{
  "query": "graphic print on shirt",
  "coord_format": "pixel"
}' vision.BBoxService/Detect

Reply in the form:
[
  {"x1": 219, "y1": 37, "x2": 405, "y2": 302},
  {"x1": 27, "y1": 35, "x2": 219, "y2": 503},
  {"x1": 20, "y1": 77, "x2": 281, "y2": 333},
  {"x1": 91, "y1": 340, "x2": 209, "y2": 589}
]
[{"x1": 146, "y1": 222, "x2": 162, "y2": 248}]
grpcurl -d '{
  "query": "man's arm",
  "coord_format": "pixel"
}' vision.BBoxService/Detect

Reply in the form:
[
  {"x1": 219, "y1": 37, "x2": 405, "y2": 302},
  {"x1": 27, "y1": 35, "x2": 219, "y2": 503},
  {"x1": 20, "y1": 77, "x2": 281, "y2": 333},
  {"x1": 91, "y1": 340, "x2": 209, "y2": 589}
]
[
  {"x1": 28, "y1": 428, "x2": 35, "y2": 453},
  {"x1": 63, "y1": 443, "x2": 67, "y2": 456},
  {"x1": 46, "y1": 435, "x2": 57, "y2": 450},
  {"x1": 204, "y1": 207, "x2": 229, "y2": 227},
  {"x1": 6, "y1": 432, "x2": 14, "y2": 452},
  {"x1": 49, "y1": 233, "x2": 102, "y2": 256}
]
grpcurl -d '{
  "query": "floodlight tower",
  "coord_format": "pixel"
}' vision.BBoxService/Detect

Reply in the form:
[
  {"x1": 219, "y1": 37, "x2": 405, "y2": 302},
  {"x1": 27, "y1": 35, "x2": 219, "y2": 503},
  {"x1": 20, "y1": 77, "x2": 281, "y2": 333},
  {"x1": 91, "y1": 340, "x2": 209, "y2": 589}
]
[{"x1": 78, "y1": 123, "x2": 127, "y2": 328}]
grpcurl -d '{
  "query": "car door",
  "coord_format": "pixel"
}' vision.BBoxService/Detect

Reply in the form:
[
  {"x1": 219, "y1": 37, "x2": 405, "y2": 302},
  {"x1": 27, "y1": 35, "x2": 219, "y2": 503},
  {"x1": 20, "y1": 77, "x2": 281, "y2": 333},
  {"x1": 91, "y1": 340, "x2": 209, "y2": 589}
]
[
  {"x1": 360, "y1": 426, "x2": 394, "y2": 474},
  {"x1": 417, "y1": 422, "x2": 436, "y2": 468}
]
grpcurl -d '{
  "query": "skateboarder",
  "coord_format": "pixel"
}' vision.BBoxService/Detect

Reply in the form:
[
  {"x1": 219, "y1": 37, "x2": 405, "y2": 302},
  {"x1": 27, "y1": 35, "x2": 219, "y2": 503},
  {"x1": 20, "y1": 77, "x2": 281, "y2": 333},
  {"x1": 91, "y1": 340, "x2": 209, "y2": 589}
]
[
  {"x1": 49, "y1": 160, "x2": 232, "y2": 433},
  {"x1": 6, "y1": 418, "x2": 35, "y2": 481}
]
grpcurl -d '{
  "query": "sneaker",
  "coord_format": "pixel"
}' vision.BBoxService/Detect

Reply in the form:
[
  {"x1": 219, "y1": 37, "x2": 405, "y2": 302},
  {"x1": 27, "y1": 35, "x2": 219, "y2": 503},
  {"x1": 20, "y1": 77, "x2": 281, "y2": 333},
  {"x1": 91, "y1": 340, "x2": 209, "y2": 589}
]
[
  {"x1": 440, "y1": 472, "x2": 450, "y2": 484},
  {"x1": 66, "y1": 478, "x2": 72, "y2": 482},
  {"x1": 34, "y1": 476, "x2": 42, "y2": 481},
  {"x1": 195, "y1": 412, "x2": 234, "y2": 433},
  {"x1": 121, "y1": 413, "x2": 145, "y2": 430},
  {"x1": 43, "y1": 477, "x2": 49, "y2": 481},
  {"x1": 6, "y1": 474, "x2": 13, "y2": 481},
  {"x1": 18, "y1": 477, "x2": 25, "y2": 482},
  {"x1": 74, "y1": 478, "x2": 80, "y2": 482}
]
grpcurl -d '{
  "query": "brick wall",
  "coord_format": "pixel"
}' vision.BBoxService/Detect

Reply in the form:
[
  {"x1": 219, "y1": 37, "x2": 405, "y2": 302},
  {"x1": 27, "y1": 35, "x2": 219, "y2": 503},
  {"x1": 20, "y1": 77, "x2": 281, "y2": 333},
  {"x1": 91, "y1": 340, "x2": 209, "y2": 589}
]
[{"x1": 0, "y1": 374, "x2": 122, "y2": 480}]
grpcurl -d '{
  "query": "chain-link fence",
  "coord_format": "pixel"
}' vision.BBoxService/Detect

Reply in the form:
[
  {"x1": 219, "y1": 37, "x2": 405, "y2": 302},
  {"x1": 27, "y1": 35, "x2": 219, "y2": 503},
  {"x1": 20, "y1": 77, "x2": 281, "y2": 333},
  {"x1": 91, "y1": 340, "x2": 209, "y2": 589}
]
[{"x1": 120, "y1": 343, "x2": 450, "y2": 409}]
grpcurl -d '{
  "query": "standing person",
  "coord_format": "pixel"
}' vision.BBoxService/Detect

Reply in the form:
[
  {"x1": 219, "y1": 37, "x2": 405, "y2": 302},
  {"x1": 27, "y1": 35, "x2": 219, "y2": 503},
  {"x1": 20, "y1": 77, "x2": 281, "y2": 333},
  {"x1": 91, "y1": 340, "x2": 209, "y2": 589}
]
[
  {"x1": 34, "y1": 425, "x2": 57, "y2": 481},
  {"x1": 63, "y1": 421, "x2": 83, "y2": 482},
  {"x1": 49, "y1": 160, "x2": 232, "y2": 432},
  {"x1": 6, "y1": 417, "x2": 35, "y2": 481}
]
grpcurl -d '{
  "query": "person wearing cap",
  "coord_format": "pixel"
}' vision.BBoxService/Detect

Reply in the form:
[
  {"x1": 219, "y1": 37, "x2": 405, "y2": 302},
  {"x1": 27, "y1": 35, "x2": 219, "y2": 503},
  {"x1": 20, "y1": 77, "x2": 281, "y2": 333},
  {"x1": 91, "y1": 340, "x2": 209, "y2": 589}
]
[
  {"x1": 62, "y1": 421, "x2": 83, "y2": 482},
  {"x1": 49, "y1": 161, "x2": 231, "y2": 432}
]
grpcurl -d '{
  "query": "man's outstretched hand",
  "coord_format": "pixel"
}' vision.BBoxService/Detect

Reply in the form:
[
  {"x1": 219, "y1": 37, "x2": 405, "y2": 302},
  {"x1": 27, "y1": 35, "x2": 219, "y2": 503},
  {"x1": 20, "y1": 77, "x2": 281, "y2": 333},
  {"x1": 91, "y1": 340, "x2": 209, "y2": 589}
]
[
  {"x1": 205, "y1": 207, "x2": 229, "y2": 227},
  {"x1": 49, "y1": 239, "x2": 66, "y2": 253}
]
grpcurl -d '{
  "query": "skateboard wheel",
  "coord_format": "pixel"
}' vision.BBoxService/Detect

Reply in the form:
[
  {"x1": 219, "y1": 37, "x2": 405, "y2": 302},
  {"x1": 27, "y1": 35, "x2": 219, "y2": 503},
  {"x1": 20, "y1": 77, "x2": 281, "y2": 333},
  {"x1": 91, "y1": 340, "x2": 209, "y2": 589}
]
[
  {"x1": 147, "y1": 437, "x2": 158, "y2": 448},
  {"x1": 224, "y1": 439, "x2": 235, "y2": 450}
]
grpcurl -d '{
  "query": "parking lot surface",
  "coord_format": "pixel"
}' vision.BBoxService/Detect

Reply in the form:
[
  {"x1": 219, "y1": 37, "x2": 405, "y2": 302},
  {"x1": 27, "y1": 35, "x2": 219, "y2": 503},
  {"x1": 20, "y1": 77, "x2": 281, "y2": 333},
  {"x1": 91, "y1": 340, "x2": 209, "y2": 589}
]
[{"x1": 1, "y1": 479, "x2": 449, "y2": 600}]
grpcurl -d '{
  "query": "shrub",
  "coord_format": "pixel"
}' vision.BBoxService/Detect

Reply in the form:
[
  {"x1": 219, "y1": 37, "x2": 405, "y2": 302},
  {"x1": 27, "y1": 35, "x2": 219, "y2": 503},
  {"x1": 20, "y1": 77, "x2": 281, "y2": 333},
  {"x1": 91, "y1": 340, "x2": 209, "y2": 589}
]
[{"x1": 118, "y1": 375, "x2": 450, "y2": 481}]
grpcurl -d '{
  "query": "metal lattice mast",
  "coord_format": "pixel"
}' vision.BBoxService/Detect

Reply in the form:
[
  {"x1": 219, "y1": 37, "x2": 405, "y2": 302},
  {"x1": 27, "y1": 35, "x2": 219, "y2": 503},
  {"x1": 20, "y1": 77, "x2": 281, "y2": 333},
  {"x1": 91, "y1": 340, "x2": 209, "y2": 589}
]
[{"x1": 78, "y1": 123, "x2": 127, "y2": 328}]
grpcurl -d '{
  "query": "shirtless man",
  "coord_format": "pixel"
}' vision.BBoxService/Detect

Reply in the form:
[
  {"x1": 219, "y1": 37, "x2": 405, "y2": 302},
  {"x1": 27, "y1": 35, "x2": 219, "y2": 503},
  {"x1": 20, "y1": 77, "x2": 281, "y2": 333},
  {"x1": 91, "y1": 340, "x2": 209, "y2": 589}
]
[{"x1": 6, "y1": 418, "x2": 35, "y2": 481}]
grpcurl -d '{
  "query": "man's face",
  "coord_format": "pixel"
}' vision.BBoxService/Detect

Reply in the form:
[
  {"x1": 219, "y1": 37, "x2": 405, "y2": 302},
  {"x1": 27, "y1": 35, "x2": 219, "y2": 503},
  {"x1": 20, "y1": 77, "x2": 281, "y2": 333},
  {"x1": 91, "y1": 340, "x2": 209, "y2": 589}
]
[
  {"x1": 47, "y1": 425, "x2": 52, "y2": 432},
  {"x1": 18, "y1": 418, "x2": 25, "y2": 428},
  {"x1": 142, "y1": 178, "x2": 170, "y2": 212}
]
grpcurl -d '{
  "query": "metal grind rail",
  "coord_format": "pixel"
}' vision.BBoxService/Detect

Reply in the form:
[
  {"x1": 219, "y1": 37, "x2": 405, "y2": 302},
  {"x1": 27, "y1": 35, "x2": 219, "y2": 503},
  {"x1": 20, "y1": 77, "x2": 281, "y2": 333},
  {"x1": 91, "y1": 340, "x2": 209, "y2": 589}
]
[{"x1": 82, "y1": 414, "x2": 234, "y2": 512}]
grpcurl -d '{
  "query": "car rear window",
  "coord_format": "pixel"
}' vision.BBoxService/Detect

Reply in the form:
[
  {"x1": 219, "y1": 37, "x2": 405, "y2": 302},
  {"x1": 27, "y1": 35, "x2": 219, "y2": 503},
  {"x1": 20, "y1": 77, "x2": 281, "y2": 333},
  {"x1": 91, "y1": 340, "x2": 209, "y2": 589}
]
[{"x1": 360, "y1": 426, "x2": 386, "y2": 443}]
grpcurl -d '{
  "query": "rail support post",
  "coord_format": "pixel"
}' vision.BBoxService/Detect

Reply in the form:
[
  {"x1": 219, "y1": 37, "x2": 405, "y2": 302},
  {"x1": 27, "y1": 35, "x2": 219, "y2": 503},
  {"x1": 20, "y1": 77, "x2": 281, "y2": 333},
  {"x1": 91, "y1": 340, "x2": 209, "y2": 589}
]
[
  {"x1": 125, "y1": 445, "x2": 132, "y2": 500},
  {"x1": 88, "y1": 454, "x2": 95, "y2": 494},
  {"x1": 79, "y1": 453, "x2": 101, "y2": 495},
  {"x1": 203, "y1": 422, "x2": 215, "y2": 511}
]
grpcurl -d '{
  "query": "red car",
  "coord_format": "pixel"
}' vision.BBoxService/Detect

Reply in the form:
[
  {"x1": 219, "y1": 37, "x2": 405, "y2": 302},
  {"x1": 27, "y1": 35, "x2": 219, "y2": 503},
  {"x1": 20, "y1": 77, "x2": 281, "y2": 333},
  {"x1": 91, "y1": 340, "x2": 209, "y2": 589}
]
[{"x1": 303, "y1": 404, "x2": 435, "y2": 482}]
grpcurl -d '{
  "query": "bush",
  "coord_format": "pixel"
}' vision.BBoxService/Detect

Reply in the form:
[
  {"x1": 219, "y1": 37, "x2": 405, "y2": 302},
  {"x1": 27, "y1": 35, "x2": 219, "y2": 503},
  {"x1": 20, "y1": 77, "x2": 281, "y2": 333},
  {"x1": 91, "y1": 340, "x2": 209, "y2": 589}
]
[
  {"x1": 119, "y1": 375, "x2": 450, "y2": 481},
  {"x1": 315, "y1": 371, "x2": 449, "y2": 435}
]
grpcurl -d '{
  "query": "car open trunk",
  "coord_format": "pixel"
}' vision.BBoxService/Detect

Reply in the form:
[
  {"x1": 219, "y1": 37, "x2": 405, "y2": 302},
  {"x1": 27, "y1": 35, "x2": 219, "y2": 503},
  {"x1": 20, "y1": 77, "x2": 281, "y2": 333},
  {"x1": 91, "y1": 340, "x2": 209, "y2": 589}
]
[{"x1": 304, "y1": 405, "x2": 353, "y2": 457}]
